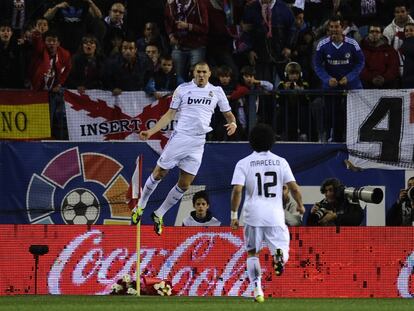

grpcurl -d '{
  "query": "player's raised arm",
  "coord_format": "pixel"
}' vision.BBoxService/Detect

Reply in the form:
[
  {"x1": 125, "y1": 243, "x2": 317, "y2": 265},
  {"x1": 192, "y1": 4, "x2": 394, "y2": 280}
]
[
  {"x1": 139, "y1": 108, "x2": 176, "y2": 140},
  {"x1": 223, "y1": 111, "x2": 237, "y2": 136}
]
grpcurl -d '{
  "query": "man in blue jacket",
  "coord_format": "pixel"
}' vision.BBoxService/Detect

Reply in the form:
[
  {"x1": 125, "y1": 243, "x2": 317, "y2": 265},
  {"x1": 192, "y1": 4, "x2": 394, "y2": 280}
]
[{"x1": 313, "y1": 15, "x2": 365, "y2": 141}]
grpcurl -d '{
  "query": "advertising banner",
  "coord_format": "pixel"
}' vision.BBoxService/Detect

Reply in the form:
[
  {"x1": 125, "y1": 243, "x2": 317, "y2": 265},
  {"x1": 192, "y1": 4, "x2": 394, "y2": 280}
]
[
  {"x1": 0, "y1": 90, "x2": 50, "y2": 139},
  {"x1": 1, "y1": 225, "x2": 413, "y2": 297}
]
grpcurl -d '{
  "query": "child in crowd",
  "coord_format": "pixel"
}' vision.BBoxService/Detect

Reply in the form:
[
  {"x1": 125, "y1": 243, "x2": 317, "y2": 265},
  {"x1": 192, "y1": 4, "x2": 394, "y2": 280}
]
[
  {"x1": 227, "y1": 66, "x2": 273, "y2": 138},
  {"x1": 182, "y1": 190, "x2": 221, "y2": 226},
  {"x1": 144, "y1": 54, "x2": 184, "y2": 99},
  {"x1": 277, "y1": 62, "x2": 309, "y2": 141}
]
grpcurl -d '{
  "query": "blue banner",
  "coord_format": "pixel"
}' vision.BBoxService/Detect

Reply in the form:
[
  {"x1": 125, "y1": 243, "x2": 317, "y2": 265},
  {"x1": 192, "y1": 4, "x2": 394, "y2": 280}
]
[{"x1": 0, "y1": 142, "x2": 406, "y2": 225}]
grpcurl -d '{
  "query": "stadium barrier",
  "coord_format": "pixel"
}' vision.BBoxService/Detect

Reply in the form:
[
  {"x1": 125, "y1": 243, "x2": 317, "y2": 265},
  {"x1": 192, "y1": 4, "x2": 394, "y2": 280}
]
[
  {"x1": 1, "y1": 225, "x2": 413, "y2": 297},
  {"x1": 0, "y1": 141, "x2": 408, "y2": 226}
]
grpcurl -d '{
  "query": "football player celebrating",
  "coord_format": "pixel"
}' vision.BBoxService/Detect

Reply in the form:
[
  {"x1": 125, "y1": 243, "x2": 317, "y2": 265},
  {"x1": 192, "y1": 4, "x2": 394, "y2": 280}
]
[{"x1": 132, "y1": 62, "x2": 237, "y2": 235}]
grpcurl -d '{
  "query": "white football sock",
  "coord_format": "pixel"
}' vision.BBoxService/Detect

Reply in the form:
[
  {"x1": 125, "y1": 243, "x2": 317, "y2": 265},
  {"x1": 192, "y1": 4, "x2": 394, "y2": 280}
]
[
  {"x1": 247, "y1": 256, "x2": 262, "y2": 292},
  {"x1": 154, "y1": 185, "x2": 185, "y2": 217},
  {"x1": 137, "y1": 174, "x2": 161, "y2": 209}
]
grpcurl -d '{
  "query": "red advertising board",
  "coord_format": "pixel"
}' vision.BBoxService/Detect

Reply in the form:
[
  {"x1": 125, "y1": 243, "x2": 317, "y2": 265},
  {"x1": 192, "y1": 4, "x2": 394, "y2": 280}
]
[{"x1": 1, "y1": 225, "x2": 413, "y2": 297}]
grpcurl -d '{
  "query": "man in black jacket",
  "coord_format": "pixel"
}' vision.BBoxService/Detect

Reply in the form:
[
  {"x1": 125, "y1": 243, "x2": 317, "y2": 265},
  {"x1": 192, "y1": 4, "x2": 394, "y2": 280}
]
[{"x1": 307, "y1": 178, "x2": 364, "y2": 226}]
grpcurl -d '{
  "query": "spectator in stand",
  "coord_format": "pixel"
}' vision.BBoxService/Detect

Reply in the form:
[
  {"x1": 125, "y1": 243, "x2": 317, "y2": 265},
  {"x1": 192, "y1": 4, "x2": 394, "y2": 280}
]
[
  {"x1": 242, "y1": 0, "x2": 295, "y2": 127},
  {"x1": 210, "y1": 65, "x2": 238, "y2": 141},
  {"x1": 360, "y1": 23, "x2": 400, "y2": 89},
  {"x1": 242, "y1": 0, "x2": 296, "y2": 85},
  {"x1": 283, "y1": 184, "x2": 305, "y2": 226},
  {"x1": 102, "y1": 2, "x2": 127, "y2": 57},
  {"x1": 383, "y1": 1, "x2": 414, "y2": 75},
  {"x1": 33, "y1": 17, "x2": 49, "y2": 34},
  {"x1": 277, "y1": 62, "x2": 310, "y2": 141},
  {"x1": 104, "y1": 29, "x2": 123, "y2": 58},
  {"x1": 43, "y1": 0, "x2": 104, "y2": 54},
  {"x1": 304, "y1": 0, "x2": 340, "y2": 30},
  {"x1": 30, "y1": 29, "x2": 71, "y2": 139},
  {"x1": 313, "y1": 15, "x2": 364, "y2": 142},
  {"x1": 136, "y1": 22, "x2": 169, "y2": 55},
  {"x1": 145, "y1": 43, "x2": 161, "y2": 72},
  {"x1": 290, "y1": 6, "x2": 316, "y2": 87},
  {"x1": 0, "y1": 21, "x2": 25, "y2": 88},
  {"x1": 164, "y1": 0, "x2": 209, "y2": 80},
  {"x1": 182, "y1": 190, "x2": 221, "y2": 226},
  {"x1": 344, "y1": 0, "x2": 391, "y2": 36},
  {"x1": 386, "y1": 176, "x2": 414, "y2": 226},
  {"x1": 102, "y1": 37, "x2": 153, "y2": 95},
  {"x1": 0, "y1": 0, "x2": 39, "y2": 37},
  {"x1": 66, "y1": 34, "x2": 104, "y2": 93},
  {"x1": 206, "y1": 0, "x2": 244, "y2": 81},
  {"x1": 144, "y1": 54, "x2": 184, "y2": 99},
  {"x1": 400, "y1": 22, "x2": 414, "y2": 88},
  {"x1": 227, "y1": 65, "x2": 273, "y2": 138}
]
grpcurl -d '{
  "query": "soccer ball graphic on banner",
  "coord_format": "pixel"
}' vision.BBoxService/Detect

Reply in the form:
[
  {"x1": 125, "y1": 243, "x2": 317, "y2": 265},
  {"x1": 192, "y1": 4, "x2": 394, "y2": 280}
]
[{"x1": 61, "y1": 189, "x2": 100, "y2": 224}]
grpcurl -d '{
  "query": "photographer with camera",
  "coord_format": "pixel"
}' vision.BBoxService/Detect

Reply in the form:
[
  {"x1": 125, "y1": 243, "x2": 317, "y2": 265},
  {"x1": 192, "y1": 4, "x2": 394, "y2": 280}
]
[
  {"x1": 386, "y1": 177, "x2": 414, "y2": 226},
  {"x1": 307, "y1": 178, "x2": 364, "y2": 226}
]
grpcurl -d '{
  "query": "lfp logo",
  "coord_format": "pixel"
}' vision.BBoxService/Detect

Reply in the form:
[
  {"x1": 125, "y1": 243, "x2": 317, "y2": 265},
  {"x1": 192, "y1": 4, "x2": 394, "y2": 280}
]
[{"x1": 26, "y1": 147, "x2": 131, "y2": 224}]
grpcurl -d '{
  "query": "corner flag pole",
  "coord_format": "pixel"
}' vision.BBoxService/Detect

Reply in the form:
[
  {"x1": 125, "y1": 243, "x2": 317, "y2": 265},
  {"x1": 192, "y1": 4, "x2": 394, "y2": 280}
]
[{"x1": 135, "y1": 155, "x2": 143, "y2": 296}]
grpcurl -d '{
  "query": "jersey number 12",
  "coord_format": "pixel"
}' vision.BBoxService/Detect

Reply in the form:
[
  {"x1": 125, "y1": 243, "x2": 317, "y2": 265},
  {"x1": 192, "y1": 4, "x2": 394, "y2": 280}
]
[{"x1": 255, "y1": 171, "x2": 277, "y2": 197}]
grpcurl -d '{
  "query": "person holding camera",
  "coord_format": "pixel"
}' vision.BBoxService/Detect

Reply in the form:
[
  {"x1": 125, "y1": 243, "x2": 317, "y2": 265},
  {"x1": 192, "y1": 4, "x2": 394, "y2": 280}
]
[
  {"x1": 307, "y1": 178, "x2": 364, "y2": 226},
  {"x1": 386, "y1": 177, "x2": 414, "y2": 226}
]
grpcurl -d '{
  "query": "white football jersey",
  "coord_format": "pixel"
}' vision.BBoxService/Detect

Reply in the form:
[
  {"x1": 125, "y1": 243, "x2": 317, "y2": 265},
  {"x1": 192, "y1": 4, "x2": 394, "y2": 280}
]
[
  {"x1": 170, "y1": 80, "x2": 231, "y2": 135},
  {"x1": 231, "y1": 151, "x2": 295, "y2": 227}
]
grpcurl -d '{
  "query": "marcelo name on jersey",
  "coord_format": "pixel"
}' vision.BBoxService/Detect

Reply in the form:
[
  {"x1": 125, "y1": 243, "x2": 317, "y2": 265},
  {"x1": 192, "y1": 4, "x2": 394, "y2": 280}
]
[{"x1": 187, "y1": 97, "x2": 212, "y2": 105}]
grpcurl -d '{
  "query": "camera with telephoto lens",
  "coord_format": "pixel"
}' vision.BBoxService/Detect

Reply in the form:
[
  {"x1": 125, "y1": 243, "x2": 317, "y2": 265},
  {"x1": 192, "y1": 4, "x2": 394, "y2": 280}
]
[{"x1": 342, "y1": 186, "x2": 384, "y2": 204}]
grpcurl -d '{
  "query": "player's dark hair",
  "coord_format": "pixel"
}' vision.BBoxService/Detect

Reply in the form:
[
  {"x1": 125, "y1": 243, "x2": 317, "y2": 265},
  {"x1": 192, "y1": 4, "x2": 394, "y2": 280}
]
[
  {"x1": 194, "y1": 61, "x2": 210, "y2": 69},
  {"x1": 249, "y1": 123, "x2": 276, "y2": 152},
  {"x1": 192, "y1": 190, "x2": 210, "y2": 206}
]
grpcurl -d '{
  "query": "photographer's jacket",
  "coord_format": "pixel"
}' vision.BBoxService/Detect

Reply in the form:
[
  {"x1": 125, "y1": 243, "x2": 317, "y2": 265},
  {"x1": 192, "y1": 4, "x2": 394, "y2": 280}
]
[{"x1": 308, "y1": 198, "x2": 364, "y2": 226}]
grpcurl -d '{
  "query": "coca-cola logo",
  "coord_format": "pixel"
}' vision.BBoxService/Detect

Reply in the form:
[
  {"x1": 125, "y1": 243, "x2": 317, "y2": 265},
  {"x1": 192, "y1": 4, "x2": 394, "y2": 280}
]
[{"x1": 48, "y1": 230, "x2": 255, "y2": 296}]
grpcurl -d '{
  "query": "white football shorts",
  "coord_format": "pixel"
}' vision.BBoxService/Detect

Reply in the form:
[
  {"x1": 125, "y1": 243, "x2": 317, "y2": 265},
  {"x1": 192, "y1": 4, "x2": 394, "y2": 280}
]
[
  {"x1": 157, "y1": 131, "x2": 205, "y2": 175},
  {"x1": 243, "y1": 224, "x2": 290, "y2": 262}
]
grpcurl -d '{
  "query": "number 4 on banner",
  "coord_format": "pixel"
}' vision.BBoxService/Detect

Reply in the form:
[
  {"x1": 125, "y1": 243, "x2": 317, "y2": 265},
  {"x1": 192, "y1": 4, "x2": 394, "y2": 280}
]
[{"x1": 359, "y1": 97, "x2": 402, "y2": 162}]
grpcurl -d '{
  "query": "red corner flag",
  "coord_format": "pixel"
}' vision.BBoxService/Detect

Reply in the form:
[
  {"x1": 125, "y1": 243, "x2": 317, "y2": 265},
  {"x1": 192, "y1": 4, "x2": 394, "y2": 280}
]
[{"x1": 126, "y1": 156, "x2": 143, "y2": 211}]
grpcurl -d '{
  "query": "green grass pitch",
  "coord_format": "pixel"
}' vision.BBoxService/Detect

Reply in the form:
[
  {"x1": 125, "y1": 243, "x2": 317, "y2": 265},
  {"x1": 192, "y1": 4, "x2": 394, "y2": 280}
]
[{"x1": 0, "y1": 296, "x2": 413, "y2": 311}]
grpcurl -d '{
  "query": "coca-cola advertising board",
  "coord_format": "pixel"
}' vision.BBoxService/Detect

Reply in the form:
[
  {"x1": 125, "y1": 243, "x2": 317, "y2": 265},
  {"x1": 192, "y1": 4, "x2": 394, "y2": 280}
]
[{"x1": 1, "y1": 225, "x2": 413, "y2": 297}]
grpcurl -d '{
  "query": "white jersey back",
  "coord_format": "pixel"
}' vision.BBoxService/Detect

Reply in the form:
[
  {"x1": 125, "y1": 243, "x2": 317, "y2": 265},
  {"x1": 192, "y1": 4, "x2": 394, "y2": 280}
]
[
  {"x1": 231, "y1": 151, "x2": 295, "y2": 227},
  {"x1": 170, "y1": 80, "x2": 231, "y2": 135}
]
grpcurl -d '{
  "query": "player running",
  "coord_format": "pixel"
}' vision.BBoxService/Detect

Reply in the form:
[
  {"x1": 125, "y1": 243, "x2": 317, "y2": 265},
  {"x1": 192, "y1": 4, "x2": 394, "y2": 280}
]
[{"x1": 230, "y1": 123, "x2": 304, "y2": 303}]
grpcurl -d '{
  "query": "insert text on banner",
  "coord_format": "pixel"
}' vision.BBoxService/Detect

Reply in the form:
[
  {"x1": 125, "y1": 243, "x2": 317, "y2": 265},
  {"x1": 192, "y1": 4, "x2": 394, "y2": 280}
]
[{"x1": 64, "y1": 90, "x2": 173, "y2": 143}]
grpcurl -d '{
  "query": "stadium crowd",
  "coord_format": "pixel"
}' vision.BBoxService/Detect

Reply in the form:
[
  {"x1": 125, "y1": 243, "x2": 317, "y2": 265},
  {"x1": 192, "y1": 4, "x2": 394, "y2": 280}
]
[{"x1": 0, "y1": 0, "x2": 413, "y2": 141}]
